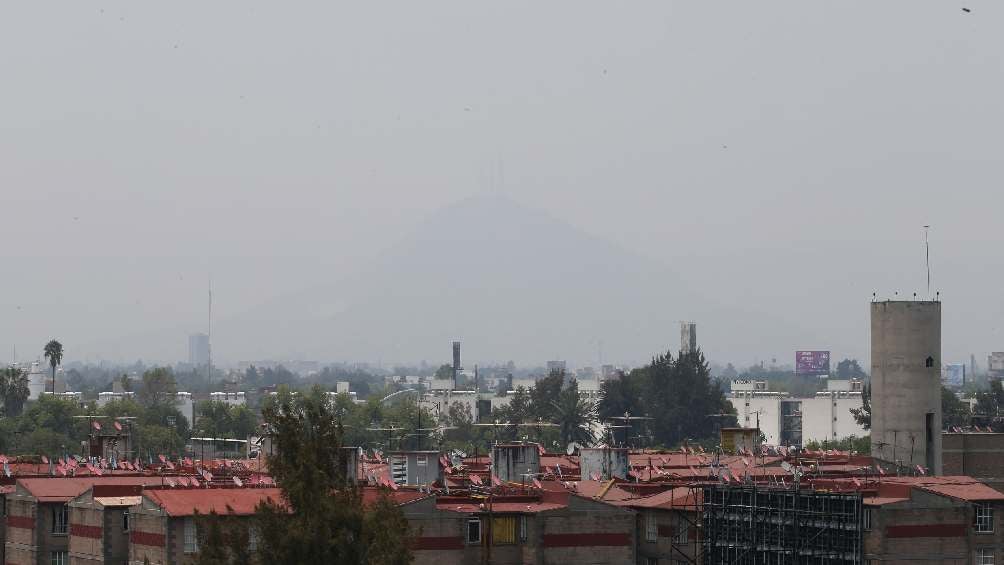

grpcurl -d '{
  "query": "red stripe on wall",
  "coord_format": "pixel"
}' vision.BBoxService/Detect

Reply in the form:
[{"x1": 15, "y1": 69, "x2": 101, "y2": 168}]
[
  {"x1": 130, "y1": 530, "x2": 167, "y2": 547},
  {"x1": 70, "y1": 523, "x2": 102, "y2": 539},
  {"x1": 6, "y1": 515, "x2": 35, "y2": 530},
  {"x1": 885, "y1": 524, "x2": 968, "y2": 538},
  {"x1": 543, "y1": 533, "x2": 631, "y2": 547},
  {"x1": 411, "y1": 536, "x2": 465, "y2": 550}
]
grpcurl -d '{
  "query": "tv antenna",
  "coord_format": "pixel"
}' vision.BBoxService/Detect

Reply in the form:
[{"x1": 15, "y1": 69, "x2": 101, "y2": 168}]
[
  {"x1": 923, "y1": 225, "x2": 931, "y2": 299},
  {"x1": 208, "y1": 277, "x2": 213, "y2": 385}
]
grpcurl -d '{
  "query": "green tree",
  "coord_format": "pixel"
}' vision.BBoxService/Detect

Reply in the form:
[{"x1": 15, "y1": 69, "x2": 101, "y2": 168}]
[
  {"x1": 254, "y1": 386, "x2": 413, "y2": 563},
  {"x1": 137, "y1": 367, "x2": 178, "y2": 408},
  {"x1": 804, "y1": 435, "x2": 870, "y2": 454},
  {"x1": 835, "y1": 359, "x2": 867, "y2": 379},
  {"x1": 44, "y1": 339, "x2": 63, "y2": 394},
  {"x1": 942, "y1": 386, "x2": 970, "y2": 429},
  {"x1": 598, "y1": 348, "x2": 734, "y2": 448},
  {"x1": 976, "y1": 380, "x2": 1004, "y2": 419},
  {"x1": 551, "y1": 379, "x2": 596, "y2": 447},
  {"x1": 0, "y1": 366, "x2": 31, "y2": 417},
  {"x1": 193, "y1": 510, "x2": 252, "y2": 565},
  {"x1": 195, "y1": 401, "x2": 258, "y2": 440},
  {"x1": 850, "y1": 384, "x2": 871, "y2": 430},
  {"x1": 529, "y1": 371, "x2": 564, "y2": 421}
]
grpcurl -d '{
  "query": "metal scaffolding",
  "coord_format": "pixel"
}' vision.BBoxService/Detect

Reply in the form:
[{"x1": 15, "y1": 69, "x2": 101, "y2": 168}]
[{"x1": 702, "y1": 485, "x2": 863, "y2": 564}]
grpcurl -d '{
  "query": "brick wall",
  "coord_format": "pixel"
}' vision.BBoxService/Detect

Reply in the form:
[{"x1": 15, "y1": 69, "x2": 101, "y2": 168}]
[
  {"x1": 943, "y1": 433, "x2": 1004, "y2": 492},
  {"x1": 68, "y1": 499, "x2": 104, "y2": 563},
  {"x1": 127, "y1": 508, "x2": 168, "y2": 565},
  {"x1": 864, "y1": 491, "x2": 1004, "y2": 564}
]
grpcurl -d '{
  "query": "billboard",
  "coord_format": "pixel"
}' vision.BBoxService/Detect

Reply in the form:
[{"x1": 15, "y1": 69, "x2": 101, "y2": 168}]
[
  {"x1": 990, "y1": 352, "x2": 1004, "y2": 374},
  {"x1": 795, "y1": 351, "x2": 831, "y2": 376},
  {"x1": 943, "y1": 363, "x2": 966, "y2": 386}
]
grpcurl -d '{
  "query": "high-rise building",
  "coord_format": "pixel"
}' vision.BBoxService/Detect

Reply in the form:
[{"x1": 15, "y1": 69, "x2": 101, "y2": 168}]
[
  {"x1": 870, "y1": 300, "x2": 942, "y2": 474},
  {"x1": 681, "y1": 322, "x2": 697, "y2": 354},
  {"x1": 546, "y1": 360, "x2": 566, "y2": 375},
  {"x1": 188, "y1": 333, "x2": 210, "y2": 368}
]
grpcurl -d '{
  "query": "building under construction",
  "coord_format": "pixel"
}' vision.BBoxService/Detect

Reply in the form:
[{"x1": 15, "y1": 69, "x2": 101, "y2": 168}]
[{"x1": 702, "y1": 484, "x2": 864, "y2": 564}]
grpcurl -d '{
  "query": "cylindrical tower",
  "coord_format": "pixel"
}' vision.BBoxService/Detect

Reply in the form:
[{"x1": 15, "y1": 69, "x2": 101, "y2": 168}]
[{"x1": 870, "y1": 301, "x2": 942, "y2": 474}]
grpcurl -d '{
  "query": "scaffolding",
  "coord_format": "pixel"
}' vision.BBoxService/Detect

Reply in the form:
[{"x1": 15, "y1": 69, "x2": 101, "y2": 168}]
[{"x1": 702, "y1": 484, "x2": 863, "y2": 564}]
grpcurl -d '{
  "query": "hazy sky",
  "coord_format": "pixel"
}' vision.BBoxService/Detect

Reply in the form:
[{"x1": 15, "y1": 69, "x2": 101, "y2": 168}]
[{"x1": 3, "y1": 1, "x2": 1002, "y2": 369}]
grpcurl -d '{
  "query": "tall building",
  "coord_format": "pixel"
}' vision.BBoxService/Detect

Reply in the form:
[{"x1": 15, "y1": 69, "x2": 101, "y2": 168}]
[
  {"x1": 188, "y1": 333, "x2": 210, "y2": 368},
  {"x1": 680, "y1": 322, "x2": 697, "y2": 354},
  {"x1": 870, "y1": 300, "x2": 942, "y2": 474},
  {"x1": 546, "y1": 360, "x2": 566, "y2": 374}
]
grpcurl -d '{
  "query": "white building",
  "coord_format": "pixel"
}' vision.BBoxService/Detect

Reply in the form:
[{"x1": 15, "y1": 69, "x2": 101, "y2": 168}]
[
  {"x1": 26, "y1": 361, "x2": 47, "y2": 401},
  {"x1": 727, "y1": 379, "x2": 866, "y2": 448},
  {"x1": 97, "y1": 391, "x2": 136, "y2": 407},
  {"x1": 420, "y1": 390, "x2": 480, "y2": 422},
  {"x1": 209, "y1": 391, "x2": 246, "y2": 406}
]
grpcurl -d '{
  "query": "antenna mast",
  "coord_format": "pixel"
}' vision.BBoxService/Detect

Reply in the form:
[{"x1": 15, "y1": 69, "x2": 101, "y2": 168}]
[
  {"x1": 924, "y1": 225, "x2": 931, "y2": 299},
  {"x1": 208, "y1": 278, "x2": 213, "y2": 385}
]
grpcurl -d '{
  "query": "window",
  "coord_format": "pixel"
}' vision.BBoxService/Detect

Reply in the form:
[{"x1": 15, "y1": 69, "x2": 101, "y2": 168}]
[
  {"x1": 519, "y1": 515, "x2": 527, "y2": 542},
  {"x1": 122, "y1": 510, "x2": 130, "y2": 532},
  {"x1": 416, "y1": 455, "x2": 427, "y2": 467},
  {"x1": 467, "y1": 519, "x2": 481, "y2": 544},
  {"x1": 975, "y1": 504, "x2": 995, "y2": 533},
  {"x1": 863, "y1": 508, "x2": 872, "y2": 531},
  {"x1": 672, "y1": 515, "x2": 689, "y2": 544},
  {"x1": 925, "y1": 356, "x2": 934, "y2": 368},
  {"x1": 249, "y1": 527, "x2": 259, "y2": 551},
  {"x1": 978, "y1": 548, "x2": 995, "y2": 565},
  {"x1": 491, "y1": 516, "x2": 516, "y2": 545},
  {"x1": 51, "y1": 505, "x2": 68, "y2": 535},
  {"x1": 50, "y1": 551, "x2": 68, "y2": 565},
  {"x1": 645, "y1": 512, "x2": 658, "y2": 542},
  {"x1": 184, "y1": 517, "x2": 198, "y2": 553}
]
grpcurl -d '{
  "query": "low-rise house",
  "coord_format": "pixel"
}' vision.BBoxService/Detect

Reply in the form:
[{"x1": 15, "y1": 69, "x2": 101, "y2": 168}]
[
  {"x1": 404, "y1": 487, "x2": 637, "y2": 565},
  {"x1": 4, "y1": 476, "x2": 165, "y2": 565},
  {"x1": 128, "y1": 486, "x2": 281, "y2": 565}
]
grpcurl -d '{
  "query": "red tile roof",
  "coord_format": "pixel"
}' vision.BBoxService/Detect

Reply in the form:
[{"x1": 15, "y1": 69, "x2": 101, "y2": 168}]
[
  {"x1": 18, "y1": 476, "x2": 168, "y2": 503},
  {"x1": 144, "y1": 487, "x2": 283, "y2": 517}
]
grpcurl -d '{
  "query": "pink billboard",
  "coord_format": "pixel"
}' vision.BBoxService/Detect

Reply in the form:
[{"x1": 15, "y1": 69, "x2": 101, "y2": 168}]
[{"x1": 796, "y1": 351, "x2": 830, "y2": 376}]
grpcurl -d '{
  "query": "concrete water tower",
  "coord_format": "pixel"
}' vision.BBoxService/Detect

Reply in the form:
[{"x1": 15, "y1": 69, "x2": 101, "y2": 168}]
[{"x1": 870, "y1": 300, "x2": 942, "y2": 474}]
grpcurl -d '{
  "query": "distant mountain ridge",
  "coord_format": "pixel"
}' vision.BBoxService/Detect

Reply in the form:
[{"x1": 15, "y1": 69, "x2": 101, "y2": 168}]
[{"x1": 215, "y1": 194, "x2": 702, "y2": 365}]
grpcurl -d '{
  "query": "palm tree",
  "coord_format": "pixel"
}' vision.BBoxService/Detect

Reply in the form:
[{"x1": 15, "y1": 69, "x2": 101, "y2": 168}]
[
  {"x1": 0, "y1": 366, "x2": 30, "y2": 416},
  {"x1": 44, "y1": 340, "x2": 63, "y2": 395},
  {"x1": 551, "y1": 381, "x2": 598, "y2": 448}
]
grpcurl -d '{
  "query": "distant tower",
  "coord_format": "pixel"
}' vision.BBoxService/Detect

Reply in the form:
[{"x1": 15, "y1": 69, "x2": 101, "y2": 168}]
[
  {"x1": 681, "y1": 322, "x2": 697, "y2": 355},
  {"x1": 452, "y1": 341, "x2": 461, "y2": 388},
  {"x1": 189, "y1": 333, "x2": 210, "y2": 372},
  {"x1": 870, "y1": 300, "x2": 942, "y2": 474}
]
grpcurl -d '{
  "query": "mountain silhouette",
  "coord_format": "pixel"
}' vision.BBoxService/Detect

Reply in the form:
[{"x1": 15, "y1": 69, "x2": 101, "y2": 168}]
[{"x1": 216, "y1": 194, "x2": 704, "y2": 365}]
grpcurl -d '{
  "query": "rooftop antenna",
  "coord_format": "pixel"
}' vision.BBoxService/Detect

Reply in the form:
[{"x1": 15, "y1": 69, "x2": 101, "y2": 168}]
[
  {"x1": 924, "y1": 225, "x2": 931, "y2": 299},
  {"x1": 208, "y1": 278, "x2": 213, "y2": 385}
]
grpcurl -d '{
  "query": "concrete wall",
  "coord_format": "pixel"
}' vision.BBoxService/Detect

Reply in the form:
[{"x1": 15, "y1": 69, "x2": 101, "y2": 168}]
[
  {"x1": 801, "y1": 394, "x2": 868, "y2": 444},
  {"x1": 871, "y1": 301, "x2": 943, "y2": 474}
]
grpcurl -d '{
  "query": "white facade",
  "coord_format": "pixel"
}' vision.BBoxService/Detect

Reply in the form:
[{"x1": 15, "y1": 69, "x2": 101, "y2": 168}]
[
  {"x1": 209, "y1": 391, "x2": 246, "y2": 406},
  {"x1": 26, "y1": 361, "x2": 47, "y2": 401},
  {"x1": 728, "y1": 379, "x2": 866, "y2": 447},
  {"x1": 97, "y1": 391, "x2": 136, "y2": 407},
  {"x1": 420, "y1": 390, "x2": 479, "y2": 421}
]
